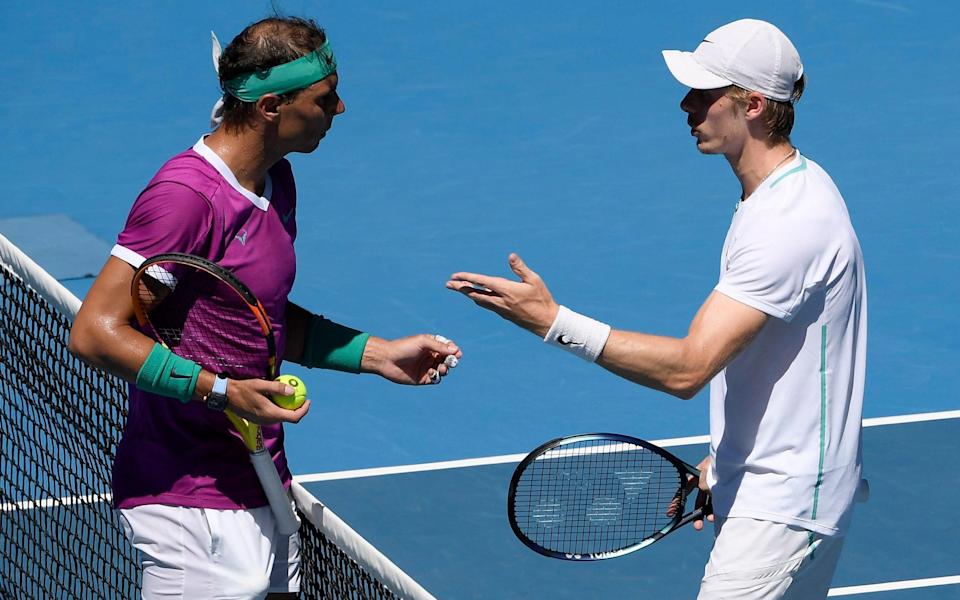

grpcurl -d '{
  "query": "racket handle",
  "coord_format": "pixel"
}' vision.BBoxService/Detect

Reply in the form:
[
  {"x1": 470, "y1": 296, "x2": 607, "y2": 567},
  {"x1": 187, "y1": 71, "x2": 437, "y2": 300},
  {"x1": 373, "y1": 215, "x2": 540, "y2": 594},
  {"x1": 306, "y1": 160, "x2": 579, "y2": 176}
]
[
  {"x1": 250, "y1": 449, "x2": 300, "y2": 536},
  {"x1": 676, "y1": 500, "x2": 714, "y2": 529}
]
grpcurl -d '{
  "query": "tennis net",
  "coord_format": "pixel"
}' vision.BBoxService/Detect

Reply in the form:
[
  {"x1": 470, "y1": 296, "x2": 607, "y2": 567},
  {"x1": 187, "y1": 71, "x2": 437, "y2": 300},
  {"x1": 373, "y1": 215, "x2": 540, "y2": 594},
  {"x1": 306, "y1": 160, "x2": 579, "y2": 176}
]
[{"x1": 0, "y1": 232, "x2": 434, "y2": 600}]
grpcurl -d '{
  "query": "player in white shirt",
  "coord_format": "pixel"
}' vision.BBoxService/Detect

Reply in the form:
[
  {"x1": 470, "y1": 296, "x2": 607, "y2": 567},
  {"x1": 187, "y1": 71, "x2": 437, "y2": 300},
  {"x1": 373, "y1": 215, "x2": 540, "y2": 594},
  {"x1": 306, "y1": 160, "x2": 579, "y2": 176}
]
[{"x1": 447, "y1": 19, "x2": 867, "y2": 600}]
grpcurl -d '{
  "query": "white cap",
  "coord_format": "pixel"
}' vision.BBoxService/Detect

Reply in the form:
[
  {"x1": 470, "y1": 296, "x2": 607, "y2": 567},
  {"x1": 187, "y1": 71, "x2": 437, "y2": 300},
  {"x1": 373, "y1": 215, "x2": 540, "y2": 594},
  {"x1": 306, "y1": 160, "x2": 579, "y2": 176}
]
[{"x1": 662, "y1": 19, "x2": 803, "y2": 102}]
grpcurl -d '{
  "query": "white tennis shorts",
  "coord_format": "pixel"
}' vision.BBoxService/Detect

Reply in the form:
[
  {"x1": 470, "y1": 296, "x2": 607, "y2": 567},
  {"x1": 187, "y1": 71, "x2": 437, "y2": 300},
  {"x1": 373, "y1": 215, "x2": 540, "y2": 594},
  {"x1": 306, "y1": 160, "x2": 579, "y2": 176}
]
[
  {"x1": 697, "y1": 517, "x2": 845, "y2": 600},
  {"x1": 119, "y1": 503, "x2": 300, "y2": 599}
]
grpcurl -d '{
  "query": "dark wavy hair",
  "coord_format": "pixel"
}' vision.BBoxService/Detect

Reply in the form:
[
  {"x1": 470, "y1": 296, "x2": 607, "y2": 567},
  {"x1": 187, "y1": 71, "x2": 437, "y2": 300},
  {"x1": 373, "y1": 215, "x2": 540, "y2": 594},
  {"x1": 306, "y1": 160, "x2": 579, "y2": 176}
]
[{"x1": 218, "y1": 17, "x2": 327, "y2": 131}]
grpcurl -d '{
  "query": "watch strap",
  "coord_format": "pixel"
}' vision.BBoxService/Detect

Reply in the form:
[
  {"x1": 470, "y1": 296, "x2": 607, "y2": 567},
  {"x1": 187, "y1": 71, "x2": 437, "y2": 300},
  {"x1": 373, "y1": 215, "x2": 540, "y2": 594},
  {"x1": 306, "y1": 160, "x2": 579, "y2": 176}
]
[{"x1": 204, "y1": 374, "x2": 229, "y2": 411}]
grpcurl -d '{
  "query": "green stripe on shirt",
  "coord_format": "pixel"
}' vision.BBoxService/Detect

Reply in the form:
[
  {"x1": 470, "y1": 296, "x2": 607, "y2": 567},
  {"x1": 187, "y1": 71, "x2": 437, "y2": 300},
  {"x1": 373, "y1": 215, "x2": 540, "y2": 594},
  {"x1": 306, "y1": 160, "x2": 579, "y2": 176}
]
[
  {"x1": 811, "y1": 324, "x2": 828, "y2": 521},
  {"x1": 770, "y1": 156, "x2": 808, "y2": 188}
]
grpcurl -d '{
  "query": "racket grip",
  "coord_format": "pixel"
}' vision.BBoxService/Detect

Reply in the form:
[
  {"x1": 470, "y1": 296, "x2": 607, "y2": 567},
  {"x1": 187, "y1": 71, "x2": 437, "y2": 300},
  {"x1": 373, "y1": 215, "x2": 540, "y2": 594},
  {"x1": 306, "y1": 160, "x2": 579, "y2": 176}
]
[
  {"x1": 250, "y1": 449, "x2": 300, "y2": 536},
  {"x1": 676, "y1": 499, "x2": 713, "y2": 529}
]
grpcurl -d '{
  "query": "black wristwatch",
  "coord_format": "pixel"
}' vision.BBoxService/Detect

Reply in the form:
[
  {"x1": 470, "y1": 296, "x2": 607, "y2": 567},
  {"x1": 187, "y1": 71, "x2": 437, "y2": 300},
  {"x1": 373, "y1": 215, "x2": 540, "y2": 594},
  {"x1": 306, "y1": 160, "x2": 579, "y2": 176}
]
[{"x1": 204, "y1": 374, "x2": 229, "y2": 411}]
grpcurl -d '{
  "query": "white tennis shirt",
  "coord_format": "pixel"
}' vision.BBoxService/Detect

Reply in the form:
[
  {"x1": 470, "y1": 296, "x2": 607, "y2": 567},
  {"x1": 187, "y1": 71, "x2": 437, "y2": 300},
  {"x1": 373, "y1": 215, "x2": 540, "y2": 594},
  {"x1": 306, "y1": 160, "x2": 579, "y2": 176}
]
[{"x1": 707, "y1": 152, "x2": 867, "y2": 536}]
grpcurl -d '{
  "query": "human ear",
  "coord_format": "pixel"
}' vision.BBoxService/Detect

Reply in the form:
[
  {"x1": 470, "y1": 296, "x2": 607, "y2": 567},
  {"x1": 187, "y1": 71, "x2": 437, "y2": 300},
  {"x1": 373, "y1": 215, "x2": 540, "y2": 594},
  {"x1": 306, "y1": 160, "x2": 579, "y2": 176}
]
[
  {"x1": 256, "y1": 94, "x2": 282, "y2": 122},
  {"x1": 744, "y1": 92, "x2": 766, "y2": 121}
]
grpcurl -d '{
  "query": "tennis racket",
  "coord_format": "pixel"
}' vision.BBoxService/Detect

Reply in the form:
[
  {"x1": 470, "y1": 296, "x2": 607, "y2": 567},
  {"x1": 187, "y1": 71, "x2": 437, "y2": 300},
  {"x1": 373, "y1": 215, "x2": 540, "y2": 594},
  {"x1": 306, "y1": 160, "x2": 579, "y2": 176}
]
[
  {"x1": 131, "y1": 252, "x2": 300, "y2": 535},
  {"x1": 508, "y1": 433, "x2": 711, "y2": 560}
]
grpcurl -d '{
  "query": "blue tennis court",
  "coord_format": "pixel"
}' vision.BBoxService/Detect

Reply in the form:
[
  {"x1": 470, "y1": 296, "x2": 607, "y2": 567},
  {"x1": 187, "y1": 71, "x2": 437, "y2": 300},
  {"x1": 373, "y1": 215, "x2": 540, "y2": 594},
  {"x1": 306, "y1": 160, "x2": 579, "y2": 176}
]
[
  {"x1": 2, "y1": 0, "x2": 958, "y2": 597},
  {"x1": 299, "y1": 414, "x2": 959, "y2": 598}
]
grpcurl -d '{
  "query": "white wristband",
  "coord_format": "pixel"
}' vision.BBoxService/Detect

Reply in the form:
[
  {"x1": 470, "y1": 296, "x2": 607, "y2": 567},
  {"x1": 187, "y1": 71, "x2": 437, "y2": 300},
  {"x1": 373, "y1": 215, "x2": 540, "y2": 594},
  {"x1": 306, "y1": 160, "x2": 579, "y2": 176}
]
[{"x1": 543, "y1": 305, "x2": 611, "y2": 363}]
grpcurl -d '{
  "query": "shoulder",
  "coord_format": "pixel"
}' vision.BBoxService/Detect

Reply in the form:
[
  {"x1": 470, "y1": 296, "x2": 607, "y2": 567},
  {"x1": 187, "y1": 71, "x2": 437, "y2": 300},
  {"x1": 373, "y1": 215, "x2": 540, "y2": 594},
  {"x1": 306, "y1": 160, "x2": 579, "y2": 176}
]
[
  {"x1": 750, "y1": 156, "x2": 851, "y2": 237},
  {"x1": 147, "y1": 148, "x2": 223, "y2": 199},
  {"x1": 127, "y1": 152, "x2": 218, "y2": 231},
  {"x1": 768, "y1": 156, "x2": 845, "y2": 212},
  {"x1": 732, "y1": 157, "x2": 860, "y2": 283}
]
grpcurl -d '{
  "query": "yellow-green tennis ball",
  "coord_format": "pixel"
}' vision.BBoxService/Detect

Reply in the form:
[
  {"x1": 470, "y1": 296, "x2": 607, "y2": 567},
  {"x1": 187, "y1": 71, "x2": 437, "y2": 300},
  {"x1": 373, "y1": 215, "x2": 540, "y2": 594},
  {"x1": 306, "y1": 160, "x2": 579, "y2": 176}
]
[{"x1": 273, "y1": 374, "x2": 307, "y2": 410}]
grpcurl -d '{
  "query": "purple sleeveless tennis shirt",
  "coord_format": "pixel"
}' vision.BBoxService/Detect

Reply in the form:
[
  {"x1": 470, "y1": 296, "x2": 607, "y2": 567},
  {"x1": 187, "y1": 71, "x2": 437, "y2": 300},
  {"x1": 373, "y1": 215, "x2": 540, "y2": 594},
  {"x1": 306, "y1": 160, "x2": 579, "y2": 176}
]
[{"x1": 110, "y1": 137, "x2": 298, "y2": 510}]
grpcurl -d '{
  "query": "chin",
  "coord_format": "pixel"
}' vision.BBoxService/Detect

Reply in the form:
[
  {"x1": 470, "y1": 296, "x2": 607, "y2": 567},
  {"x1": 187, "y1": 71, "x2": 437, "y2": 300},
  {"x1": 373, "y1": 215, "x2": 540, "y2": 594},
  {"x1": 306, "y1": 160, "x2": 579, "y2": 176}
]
[
  {"x1": 294, "y1": 137, "x2": 323, "y2": 154},
  {"x1": 695, "y1": 141, "x2": 721, "y2": 155}
]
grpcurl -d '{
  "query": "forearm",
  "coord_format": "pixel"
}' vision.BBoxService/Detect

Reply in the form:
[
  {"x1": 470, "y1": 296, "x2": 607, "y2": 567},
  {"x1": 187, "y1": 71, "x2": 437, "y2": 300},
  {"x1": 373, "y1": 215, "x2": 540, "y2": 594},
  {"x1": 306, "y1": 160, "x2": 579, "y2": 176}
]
[
  {"x1": 284, "y1": 307, "x2": 459, "y2": 385},
  {"x1": 68, "y1": 311, "x2": 155, "y2": 382},
  {"x1": 358, "y1": 335, "x2": 389, "y2": 374},
  {"x1": 285, "y1": 302, "x2": 381, "y2": 373},
  {"x1": 283, "y1": 302, "x2": 311, "y2": 363},
  {"x1": 286, "y1": 303, "x2": 370, "y2": 373},
  {"x1": 447, "y1": 256, "x2": 764, "y2": 398},
  {"x1": 596, "y1": 330, "x2": 710, "y2": 399},
  {"x1": 559, "y1": 292, "x2": 766, "y2": 400}
]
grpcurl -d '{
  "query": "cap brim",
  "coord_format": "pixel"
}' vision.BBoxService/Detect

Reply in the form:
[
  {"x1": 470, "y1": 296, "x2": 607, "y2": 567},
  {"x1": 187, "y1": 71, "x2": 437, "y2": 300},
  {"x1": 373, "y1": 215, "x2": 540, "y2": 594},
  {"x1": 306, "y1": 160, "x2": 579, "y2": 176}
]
[{"x1": 662, "y1": 50, "x2": 732, "y2": 90}]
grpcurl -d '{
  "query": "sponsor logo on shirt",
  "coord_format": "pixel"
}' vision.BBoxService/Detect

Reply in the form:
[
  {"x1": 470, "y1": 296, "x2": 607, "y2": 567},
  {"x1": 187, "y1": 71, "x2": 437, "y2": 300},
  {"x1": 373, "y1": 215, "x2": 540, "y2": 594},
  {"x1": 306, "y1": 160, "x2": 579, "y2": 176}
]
[{"x1": 234, "y1": 229, "x2": 248, "y2": 246}]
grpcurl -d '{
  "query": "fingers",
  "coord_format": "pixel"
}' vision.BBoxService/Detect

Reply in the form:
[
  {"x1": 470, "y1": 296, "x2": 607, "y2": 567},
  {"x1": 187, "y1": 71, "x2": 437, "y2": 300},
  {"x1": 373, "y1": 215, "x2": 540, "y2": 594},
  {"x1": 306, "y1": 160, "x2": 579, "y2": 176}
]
[
  {"x1": 427, "y1": 333, "x2": 461, "y2": 356},
  {"x1": 425, "y1": 334, "x2": 462, "y2": 385},
  {"x1": 279, "y1": 399, "x2": 311, "y2": 423},
  {"x1": 228, "y1": 379, "x2": 311, "y2": 425},
  {"x1": 446, "y1": 253, "x2": 538, "y2": 292},
  {"x1": 508, "y1": 253, "x2": 539, "y2": 283},
  {"x1": 697, "y1": 456, "x2": 711, "y2": 492},
  {"x1": 262, "y1": 397, "x2": 310, "y2": 424},
  {"x1": 446, "y1": 273, "x2": 501, "y2": 296},
  {"x1": 264, "y1": 397, "x2": 311, "y2": 423},
  {"x1": 271, "y1": 379, "x2": 296, "y2": 399},
  {"x1": 446, "y1": 281, "x2": 509, "y2": 317},
  {"x1": 692, "y1": 482, "x2": 713, "y2": 532},
  {"x1": 679, "y1": 473, "x2": 703, "y2": 529}
]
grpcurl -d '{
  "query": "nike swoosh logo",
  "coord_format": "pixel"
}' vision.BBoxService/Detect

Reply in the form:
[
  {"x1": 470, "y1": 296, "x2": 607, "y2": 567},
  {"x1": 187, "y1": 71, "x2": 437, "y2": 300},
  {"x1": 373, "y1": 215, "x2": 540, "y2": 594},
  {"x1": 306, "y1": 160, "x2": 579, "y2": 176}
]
[
  {"x1": 281, "y1": 207, "x2": 295, "y2": 223},
  {"x1": 169, "y1": 370, "x2": 194, "y2": 379},
  {"x1": 556, "y1": 335, "x2": 583, "y2": 347}
]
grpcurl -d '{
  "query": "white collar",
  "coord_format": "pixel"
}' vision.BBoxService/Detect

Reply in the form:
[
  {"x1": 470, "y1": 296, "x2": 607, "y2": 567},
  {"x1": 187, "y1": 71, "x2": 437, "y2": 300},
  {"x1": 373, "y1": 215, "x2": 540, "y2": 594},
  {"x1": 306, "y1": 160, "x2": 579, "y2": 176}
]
[{"x1": 192, "y1": 136, "x2": 271, "y2": 211}]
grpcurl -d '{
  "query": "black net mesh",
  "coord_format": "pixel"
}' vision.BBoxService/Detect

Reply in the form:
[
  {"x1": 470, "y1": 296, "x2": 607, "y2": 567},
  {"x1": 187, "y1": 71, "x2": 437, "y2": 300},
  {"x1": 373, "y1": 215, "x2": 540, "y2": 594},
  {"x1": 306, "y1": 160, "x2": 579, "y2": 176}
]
[
  {"x1": 0, "y1": 264, "x2": 139, "y2": 599},
  {"x1": 299, "y1": 515, "x2": 401, "y2": 599}
]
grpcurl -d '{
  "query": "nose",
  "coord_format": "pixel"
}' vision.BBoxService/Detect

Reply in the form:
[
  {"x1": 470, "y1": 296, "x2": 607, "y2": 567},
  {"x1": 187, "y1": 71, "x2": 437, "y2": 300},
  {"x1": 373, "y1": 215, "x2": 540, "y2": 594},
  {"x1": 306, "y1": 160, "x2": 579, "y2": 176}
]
[
  {"x1": 335, "y1": 97, "x2": 345, "y2": 115},
  {"x1": 680, "y1": 89, "x2": 697, "y2": 114}
]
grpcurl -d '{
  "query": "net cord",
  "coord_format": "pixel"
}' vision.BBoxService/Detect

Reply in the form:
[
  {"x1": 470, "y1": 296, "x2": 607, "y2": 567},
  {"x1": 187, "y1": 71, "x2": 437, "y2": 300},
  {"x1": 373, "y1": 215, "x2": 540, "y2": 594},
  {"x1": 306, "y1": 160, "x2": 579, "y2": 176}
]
[
  {"x1": 292, "y1": 481, "x2": 437, "y2": 600},
  {"x1": 0, "y1": 232, "x2": 82, "y2": 318}
]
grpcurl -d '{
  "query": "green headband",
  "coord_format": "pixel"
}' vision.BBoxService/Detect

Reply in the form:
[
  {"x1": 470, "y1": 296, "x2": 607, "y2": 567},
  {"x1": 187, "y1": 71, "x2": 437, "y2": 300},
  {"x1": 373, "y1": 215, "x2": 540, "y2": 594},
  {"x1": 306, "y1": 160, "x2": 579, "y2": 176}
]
[{"x1": 223, "y1": 40, "x2": 336, "y2": 102}]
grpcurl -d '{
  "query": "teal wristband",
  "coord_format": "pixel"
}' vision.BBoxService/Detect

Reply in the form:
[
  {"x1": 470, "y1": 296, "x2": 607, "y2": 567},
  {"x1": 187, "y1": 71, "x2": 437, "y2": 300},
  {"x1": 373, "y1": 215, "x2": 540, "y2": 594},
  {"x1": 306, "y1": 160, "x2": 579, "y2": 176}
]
[
  {"x1": 301, "y1": 314, "x2": 370, "y2": 373},
  {"x1": 136, "y1": 343, "x2": 202, "y2": 403}
]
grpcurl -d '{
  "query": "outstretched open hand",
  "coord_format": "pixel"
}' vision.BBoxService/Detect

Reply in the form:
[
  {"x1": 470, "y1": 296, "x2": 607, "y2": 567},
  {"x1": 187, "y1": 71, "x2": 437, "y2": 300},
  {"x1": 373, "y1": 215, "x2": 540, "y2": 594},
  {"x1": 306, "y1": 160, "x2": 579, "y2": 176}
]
[{"x1": 446, "y1": 253, "x2": 559, "y2": 338}]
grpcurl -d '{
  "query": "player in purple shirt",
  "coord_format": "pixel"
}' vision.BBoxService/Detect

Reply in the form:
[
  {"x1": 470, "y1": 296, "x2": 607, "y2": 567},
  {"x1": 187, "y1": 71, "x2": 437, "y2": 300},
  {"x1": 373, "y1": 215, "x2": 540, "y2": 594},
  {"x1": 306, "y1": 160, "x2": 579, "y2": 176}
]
[{"x1": 69, "y1": 16, "x2": 460, "y2": 599}]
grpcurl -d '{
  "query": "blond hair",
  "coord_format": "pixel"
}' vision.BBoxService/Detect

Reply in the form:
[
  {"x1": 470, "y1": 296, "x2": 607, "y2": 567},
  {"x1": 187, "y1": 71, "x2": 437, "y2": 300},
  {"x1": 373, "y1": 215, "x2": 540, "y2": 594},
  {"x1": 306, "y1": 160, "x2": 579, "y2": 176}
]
[{"x1": 727, "y1": 75, "x2": 806, "y2": 145}]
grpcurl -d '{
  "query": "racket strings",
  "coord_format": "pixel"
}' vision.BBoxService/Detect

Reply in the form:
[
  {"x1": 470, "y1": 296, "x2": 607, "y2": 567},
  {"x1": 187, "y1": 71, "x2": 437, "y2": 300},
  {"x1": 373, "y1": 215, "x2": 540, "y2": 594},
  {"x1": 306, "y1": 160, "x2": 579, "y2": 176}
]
[
  {"x1": 136, "y1": 261, "x2": 273, "y2": 379},
  {"x1": 513, "y1": 439, "x2": 683, "y2": 555}
]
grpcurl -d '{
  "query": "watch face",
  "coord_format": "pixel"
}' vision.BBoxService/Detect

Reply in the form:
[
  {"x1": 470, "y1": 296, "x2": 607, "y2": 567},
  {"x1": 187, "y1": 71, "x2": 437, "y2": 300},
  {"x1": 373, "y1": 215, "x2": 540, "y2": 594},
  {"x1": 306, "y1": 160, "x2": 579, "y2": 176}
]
[
  {"x1": 205, "y1": 392, "x2": 228, "y2": 411},
  {"x1": 206, "y1": 376, "x2": 229, "y2": 411}
]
